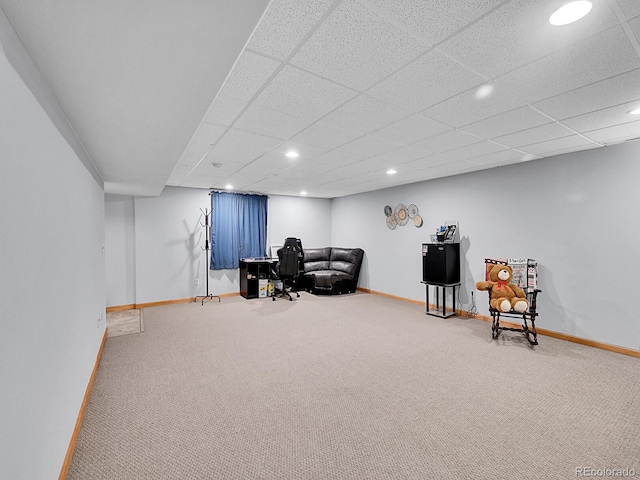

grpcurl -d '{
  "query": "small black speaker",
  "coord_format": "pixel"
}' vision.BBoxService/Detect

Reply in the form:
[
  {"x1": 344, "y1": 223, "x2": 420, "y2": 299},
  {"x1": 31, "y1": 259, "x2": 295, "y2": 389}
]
[{"x1": 422, "y1": 243, "x2": 460, "y2": 284}]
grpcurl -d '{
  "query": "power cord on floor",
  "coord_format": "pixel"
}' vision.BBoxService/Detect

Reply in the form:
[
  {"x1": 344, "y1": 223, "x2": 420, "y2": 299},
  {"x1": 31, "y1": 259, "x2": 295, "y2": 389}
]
[{"x1": 458, "y1": 289, "x2": 477, "y2": 318}]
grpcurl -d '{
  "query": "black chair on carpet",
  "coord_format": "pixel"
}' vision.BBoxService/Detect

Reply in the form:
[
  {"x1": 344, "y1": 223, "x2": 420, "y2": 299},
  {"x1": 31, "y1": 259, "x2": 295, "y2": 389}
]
[{"x1": 272, "y1": 238, "x2": 303, "y2": 301}]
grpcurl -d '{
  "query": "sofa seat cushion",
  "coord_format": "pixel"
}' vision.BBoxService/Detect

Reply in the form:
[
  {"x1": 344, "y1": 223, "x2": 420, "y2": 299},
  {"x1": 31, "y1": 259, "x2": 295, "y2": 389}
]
[{"x1": 306, "y1": 270, "x2": 353, "y2": 289}]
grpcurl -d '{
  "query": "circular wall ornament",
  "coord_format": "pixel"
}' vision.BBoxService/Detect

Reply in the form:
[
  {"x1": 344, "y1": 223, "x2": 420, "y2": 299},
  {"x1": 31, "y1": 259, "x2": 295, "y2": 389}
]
[
  {"x1": 413, "y1": 214, "x2": 423, "y2": 227},
  {"x1": 407, "y1": 204, "x2": 419, "y2": 219},
  {"x1": 394, "y1": 204, "x2": 409, "y2": 226},
  {"x1": 384, "y1": 205, "x2": 393, "y2": 217},
  {"x1": 386, "y1": 215, "x2": 397, "y2": 230}
]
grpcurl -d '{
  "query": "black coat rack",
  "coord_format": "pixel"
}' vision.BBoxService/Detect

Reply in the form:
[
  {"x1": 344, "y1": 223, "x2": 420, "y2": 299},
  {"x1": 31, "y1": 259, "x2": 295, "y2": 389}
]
[{"x1": 194, "y1": 207, "x2": 221, "y2": 305}]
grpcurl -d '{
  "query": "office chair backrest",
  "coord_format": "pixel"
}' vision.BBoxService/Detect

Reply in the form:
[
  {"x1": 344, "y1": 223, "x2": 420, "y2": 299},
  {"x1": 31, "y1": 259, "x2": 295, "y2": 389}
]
[{"x1": 278, "y1": 246, "x2": 299, "y2": 277}]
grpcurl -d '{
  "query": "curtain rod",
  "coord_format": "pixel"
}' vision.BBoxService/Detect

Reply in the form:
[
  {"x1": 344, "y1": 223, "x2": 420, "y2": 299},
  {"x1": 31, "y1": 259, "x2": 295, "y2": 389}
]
[{"x1": 209, "y1": 189, "x2": 269, "y2": 197}]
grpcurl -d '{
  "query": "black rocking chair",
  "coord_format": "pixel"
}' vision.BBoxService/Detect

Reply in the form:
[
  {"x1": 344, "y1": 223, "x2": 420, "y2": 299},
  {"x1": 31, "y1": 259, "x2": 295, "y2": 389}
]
[{"x1": 488, "y1": 288, "x2": 541, "y2": 346}]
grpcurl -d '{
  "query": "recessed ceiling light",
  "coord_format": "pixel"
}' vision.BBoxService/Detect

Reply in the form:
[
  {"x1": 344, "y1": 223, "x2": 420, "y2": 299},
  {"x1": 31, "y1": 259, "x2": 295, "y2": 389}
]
[
  {"x1": 387, "y1": 169, "x2": 397, "y2": 175},
  {"x1": 549, "y1": 1, "x2": 592, "y2": 26},
  {"x1": 628, "y1": 107, "x2": 640, "y2": 115},
  {"x1": 285, "y1": 151, "x2": 299, "y2": 158},
  {"x1": 300, "y1": 190, "x2": 307, "y2": 195},
  {"x1": 225, "y1": 184, "x2": 234, "y2": 190},
  {"x1": 475, "y1": 84, "x2": 494, "y2": 100}
]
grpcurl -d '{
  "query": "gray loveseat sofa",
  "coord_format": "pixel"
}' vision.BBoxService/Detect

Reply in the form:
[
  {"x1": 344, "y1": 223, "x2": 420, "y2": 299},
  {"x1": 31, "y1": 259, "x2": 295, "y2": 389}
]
[{"x1": 301, "y1": 247, "x2": 364, "y2": 294}]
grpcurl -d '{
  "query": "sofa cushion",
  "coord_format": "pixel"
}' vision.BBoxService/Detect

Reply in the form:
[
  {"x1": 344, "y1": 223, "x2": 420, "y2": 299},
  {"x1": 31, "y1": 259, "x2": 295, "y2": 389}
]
[
  {"x1": 329, "y1": 248, "x2": 361, "y2": 275},
  {"x1": 303, "y1": 247, "x2": 331, "y2": 272},
  {"x1": 306, "y1": 270, "x2": 352, "y2": 289}
]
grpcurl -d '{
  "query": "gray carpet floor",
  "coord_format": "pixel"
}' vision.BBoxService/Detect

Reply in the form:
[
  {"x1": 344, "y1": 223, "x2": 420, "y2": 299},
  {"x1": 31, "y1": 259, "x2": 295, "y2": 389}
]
[{"x1": 69, "y1": 292, "x2": 639, "y2": 479}]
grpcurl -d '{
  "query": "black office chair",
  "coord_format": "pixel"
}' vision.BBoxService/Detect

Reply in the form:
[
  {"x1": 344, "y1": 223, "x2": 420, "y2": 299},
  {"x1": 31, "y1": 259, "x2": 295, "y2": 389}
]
[{"x1": 272, "y1": 239, "x2": 302, "y2": 301}]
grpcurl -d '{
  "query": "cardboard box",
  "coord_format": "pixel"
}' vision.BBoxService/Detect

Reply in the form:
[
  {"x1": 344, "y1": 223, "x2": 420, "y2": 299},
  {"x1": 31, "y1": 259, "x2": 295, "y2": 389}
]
[{"x1": 258, "y1": 279, "x2": 268, "y2": 298}]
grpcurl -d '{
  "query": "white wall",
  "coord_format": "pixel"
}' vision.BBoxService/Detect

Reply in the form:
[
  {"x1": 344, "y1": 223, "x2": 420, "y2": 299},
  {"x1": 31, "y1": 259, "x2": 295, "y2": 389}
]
[
  {"x1": 105, "y1": 188, "x2": 332, "y2": 305},
  {"x1": 267, "y1": 195, "x2": 332, "y2": 250},
  {"x1": 105, "y1": 195, "x2": 135, "y2": 306},
  {"x1": 0, "y1": 18, "x2": 106, "y2": 480},
  {"x1": 332, "y1": 141, "x2": 640, "y2": 351}
]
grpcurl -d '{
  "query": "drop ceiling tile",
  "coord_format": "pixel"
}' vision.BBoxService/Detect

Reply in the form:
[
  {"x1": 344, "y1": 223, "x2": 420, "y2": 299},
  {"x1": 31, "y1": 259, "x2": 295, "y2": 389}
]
[
  {"x1": 246, "y1": 0, "x2": 339, "y2": 60},
  {"x1": 400, "y1": 154, "x2": 457, "y2": 171},
  {"x1": 518, "y1": 135, "x2": 599, "y2": 156},
  {"x1": 583, "y1": 120, "x2": 640, "y2": 145},
  {"x1": 468, "y1": 149, "x2": 539, "y2": 166},
  {"x1": 336, "y1": 135, "x2": 402, "y2": 157},
  {"x1": 253, "y1": 65, "x2": 357, "y2": 119},
  {"x1": 322, "y1": 94, "x2": 416, "y2": 135},
  {"x1": 241, "y1": 175, "x2": 296, "y2": 191},
  {"x1": 313, "y1": 149, "x2": 365, "y2": 168},
  {"x1": 209, "y1": 172, "x2": 267, "y2": 190},
  {"x1": 496, "y1": 26, "x2": 640, "y2": 106},
  {"x1": 532, "y1": 69, "x2": 640, "y2": 120},
  {"x1": 233, "y1": 103, "x2": 313, "y2": 139},
  {"x1": 366, "y1": 0, "x2": 504, "y2": 44},
  {"x1": 288, "y1": 122, "x2": 361, "y2": 149},
  {"x1": 561, "y1": 101, "x2": 640, "y2": 133},
  {"x1": 410, "y1": 129, "x2": 481, "y2": 156},
  {"x1": 617, "y1": 0, "x2": 640, "y2": 18},
  {"x1": 178, "y1": 122, "x2": 227, "y2": 167},
  {"x1": 365, "y1": 145, "x2": 430, "y2": 165},
  {"x1": 461, "y1": 106, "x2": 552, "y2": 139},
  {"x1": 445, "y1": 140, "x2": 508, "y2": 160},
  {"x1": 203, "y1": 94, "x2": 248, "y2": 127},
  {"x1": 493, "y1": 122, "x2": 577, "y2": 148},
  {"x1": 217, "y1": 51, "x2": 281, "y2": 102},
  {"x1": 367, "y1": 49, "x2": 484, "y2": 112},
  {"x1": 418, "y1": 160, "x2": 481, "y2": 179},
  {"x1": 439, "y1": 0, "x2": 618, "y2": 78},
  {"x1": 207, "y1": 128, "x2": 283, "y2": 166},
  {"x1": 276, "y1": 160, "x2": 344, "y2": 180},
  {"x1": 243, "y1": 144, "x2": 326, "y2": 175},
  {"x1": 290, "y1": 0, "x2": 428, "y2": 91},
  {"x1": 421, "y1": 81, "x2": 525, "y2": 128},
  {"x1": 369, "y1": 114, "x2": 452, "y2": 144},
  {"x1": 628, "y1": 16, "x2": 640, "y2": 43},
  {"x1": 268, "y1": 141, "x2": 329, "y2": 161}
]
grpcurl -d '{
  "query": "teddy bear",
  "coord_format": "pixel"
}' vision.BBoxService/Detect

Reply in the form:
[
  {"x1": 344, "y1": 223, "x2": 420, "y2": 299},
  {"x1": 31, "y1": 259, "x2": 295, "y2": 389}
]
[{"x1": 476, "y1": 264, "x2": 528, "y2": 313}]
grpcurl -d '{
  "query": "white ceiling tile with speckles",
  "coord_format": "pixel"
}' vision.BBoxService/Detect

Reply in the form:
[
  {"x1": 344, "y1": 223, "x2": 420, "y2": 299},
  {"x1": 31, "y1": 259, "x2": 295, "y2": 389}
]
[
  {"x1": 518, "y1": 135, "x2": 600, "y2": 156},
  {"x1": 461, "y1": 106, "x2": 553, "y2": 139},
  {"x1": 233, "y1": 103, "x2": 316, "y2": 139},
  {"x1": 410, "y1": 129, "x2": 481, "y2": 156},
  {"x1": 532, "y1": 68, "x2": 640, "y2": 121},
  {"x1": 616, "y1": 0, "x2": 640, "y2": 19},
  {"x1": 288, "y1": 122, "x2": 361, "y2": 150},
  {"x1": 217, "y1": 51, "x2": 281, "y2": 103},
  {"x1": 584, "y1": 121, "x2": 640, "y2": 145},
  {"x1": 203, "y1": 95, "x2": 248, "y2": 127},
  {"x1": 321, "y1": 94, "x2": 416, "y2": 135},
  {"x1": 561, "y1": 101, "x2": 640, "y2": 132},
  {"x1": 439, "y1": 0, "x2": 619, "y2": 79},
  {"x1": 246, "y1": 0, "x2": 340, "y2": 61},
  {"x1": 496, "y1": 26, "x2": 640, "y2": 106},
  {"x1": 367, "y1": 49, "x2": 485, "y2": 112},
  {"x1": 492, "y1": 122, "x2": 577, "y2": 148},
  {"x1": 290, "y1": 0, "x2": 429, "y2": 91},
  {"x1": 252, "y1": 65, "x2": 358, "y2": 119},
  {"x1": 365, "y1": 0, "x2": 505, "y2": 45},
  {"x1": 369, "y1": 114, "x2": 452, "y2": 144}
]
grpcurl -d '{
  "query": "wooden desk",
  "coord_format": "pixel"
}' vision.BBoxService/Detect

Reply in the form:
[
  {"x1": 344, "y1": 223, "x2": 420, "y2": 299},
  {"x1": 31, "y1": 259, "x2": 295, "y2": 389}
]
[{"x1": 239, "y1": 258, "x2": 275, "y2": 299}]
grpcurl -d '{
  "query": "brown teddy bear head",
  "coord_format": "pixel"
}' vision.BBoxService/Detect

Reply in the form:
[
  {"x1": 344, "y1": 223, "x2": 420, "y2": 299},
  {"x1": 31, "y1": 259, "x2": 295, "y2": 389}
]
[{"x1": 489, "y1": 264, "x2": 513, "y2": 283}]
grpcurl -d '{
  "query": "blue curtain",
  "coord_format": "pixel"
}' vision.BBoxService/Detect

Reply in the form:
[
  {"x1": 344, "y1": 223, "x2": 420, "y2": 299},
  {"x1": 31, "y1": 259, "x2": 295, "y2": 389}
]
[{"x1": 210, "y1": 191, "x2": 268, "y2": 269}]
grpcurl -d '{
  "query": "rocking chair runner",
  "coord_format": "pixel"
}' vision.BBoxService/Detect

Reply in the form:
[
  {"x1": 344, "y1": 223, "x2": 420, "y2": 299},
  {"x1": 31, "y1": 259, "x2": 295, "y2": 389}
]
[{"x1": 487, "y1": 288, "x2": 542, "y2": 345}]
